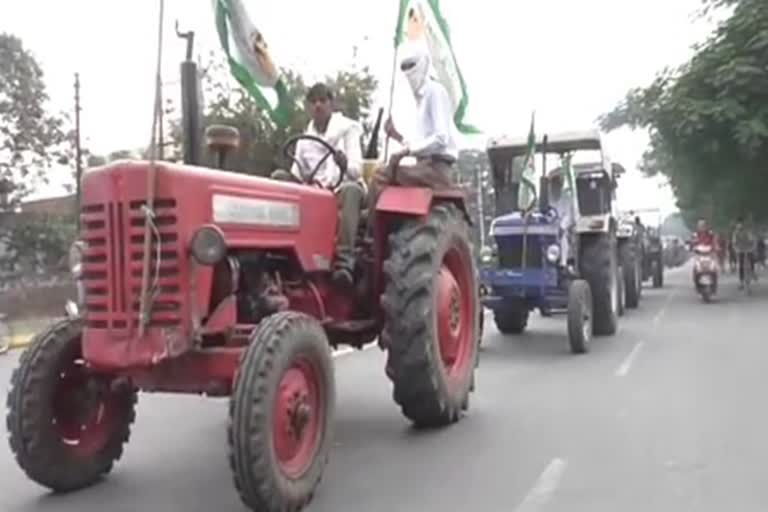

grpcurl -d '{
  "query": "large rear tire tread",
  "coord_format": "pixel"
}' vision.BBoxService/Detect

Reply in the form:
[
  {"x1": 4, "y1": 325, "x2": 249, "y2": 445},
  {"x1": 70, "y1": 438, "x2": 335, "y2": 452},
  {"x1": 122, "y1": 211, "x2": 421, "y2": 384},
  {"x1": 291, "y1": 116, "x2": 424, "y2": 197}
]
[
  {"x1": 6, "y1": 318, "x2": 136, "y2": 493},
  {"x1": 381, "y1": 203, "x2": 479, "y2": 428},
  {"x1": 228, "y1": 311, "x2": 335, "y2": 512},
  {"x1": 493, "y1": 309, "x2": 529, "y2": 335},
  {"x1": 580, "y1": 233, "x2": 619, "y2": 336}
]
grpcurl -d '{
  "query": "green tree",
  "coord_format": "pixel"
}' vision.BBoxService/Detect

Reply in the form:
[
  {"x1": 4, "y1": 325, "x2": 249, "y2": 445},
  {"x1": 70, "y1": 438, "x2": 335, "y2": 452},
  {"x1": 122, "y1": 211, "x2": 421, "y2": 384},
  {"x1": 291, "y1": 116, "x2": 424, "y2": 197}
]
[
  {"x1": 0, "y1": 213, "x2": 77, "y2": 275},
  {"x1": 599, "y1": 0, "x2": 768, "y2": 229},
  {"x1": 0, "y1": 33, "x2": 69, "y2": 208}
]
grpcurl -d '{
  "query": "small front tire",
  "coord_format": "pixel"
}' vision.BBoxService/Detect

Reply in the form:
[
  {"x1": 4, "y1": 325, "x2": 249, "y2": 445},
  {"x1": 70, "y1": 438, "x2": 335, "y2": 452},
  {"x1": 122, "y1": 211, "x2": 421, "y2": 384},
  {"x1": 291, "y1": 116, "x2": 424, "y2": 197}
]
[
  {"x1": 6, "y1": 319, "x2": 136, "y2": 493},
  {"x1": 567, "y1": 280, "x2": 593, "y2": 354},
  {"x1": 493, "y1": 309, "x2": 529, "y2": 335},
  {"x1": 228, "y1": 312, "x2": 335, "y2": 512}
]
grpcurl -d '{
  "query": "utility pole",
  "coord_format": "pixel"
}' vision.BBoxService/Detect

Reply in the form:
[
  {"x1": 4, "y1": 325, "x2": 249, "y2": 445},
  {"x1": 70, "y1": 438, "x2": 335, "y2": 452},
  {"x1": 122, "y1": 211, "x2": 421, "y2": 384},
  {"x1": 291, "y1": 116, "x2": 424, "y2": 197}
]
[{"x1": 74, "y1": 73, "x2": 83, "y2": 228}]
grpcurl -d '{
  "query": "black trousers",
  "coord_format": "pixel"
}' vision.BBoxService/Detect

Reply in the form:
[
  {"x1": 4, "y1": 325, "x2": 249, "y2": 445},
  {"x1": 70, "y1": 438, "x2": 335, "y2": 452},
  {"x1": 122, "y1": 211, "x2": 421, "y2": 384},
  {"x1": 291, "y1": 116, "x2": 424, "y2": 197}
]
[{"x1": 738, "y1": 252, "x2": 755, "y2": 282}]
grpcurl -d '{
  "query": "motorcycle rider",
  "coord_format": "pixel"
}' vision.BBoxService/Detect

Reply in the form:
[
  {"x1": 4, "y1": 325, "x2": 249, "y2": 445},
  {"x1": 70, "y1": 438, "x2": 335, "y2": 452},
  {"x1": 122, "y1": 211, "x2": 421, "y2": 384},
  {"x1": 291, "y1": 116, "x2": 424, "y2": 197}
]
[
  {"x1": 690, "y1": 218, "x2": 717, "y2": 248},
  {"x1": 731, "y1": 217, "x2": 756, "y2": 289},
  {"x1": 690, "y1": 219, "x2": 718, "y2": 286}
]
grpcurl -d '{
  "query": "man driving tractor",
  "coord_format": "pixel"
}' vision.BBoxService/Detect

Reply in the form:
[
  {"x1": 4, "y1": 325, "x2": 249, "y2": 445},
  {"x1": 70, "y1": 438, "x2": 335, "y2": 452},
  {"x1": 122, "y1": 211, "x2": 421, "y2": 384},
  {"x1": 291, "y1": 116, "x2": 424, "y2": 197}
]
[
  {"x1": 366, "y1": 43, "x2": 458, "y2": 237},
  {"x1": 271, "y1": 82, "x2": 366, "y2": 288}
]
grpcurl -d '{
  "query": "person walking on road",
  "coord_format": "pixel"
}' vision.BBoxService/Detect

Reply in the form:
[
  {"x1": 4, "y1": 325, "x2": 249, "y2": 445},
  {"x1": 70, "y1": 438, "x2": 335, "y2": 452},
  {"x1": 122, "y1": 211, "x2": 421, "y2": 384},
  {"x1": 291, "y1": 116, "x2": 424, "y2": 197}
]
[{"x1": 732, "y1": 217, "x2": 757, "y2": 289}]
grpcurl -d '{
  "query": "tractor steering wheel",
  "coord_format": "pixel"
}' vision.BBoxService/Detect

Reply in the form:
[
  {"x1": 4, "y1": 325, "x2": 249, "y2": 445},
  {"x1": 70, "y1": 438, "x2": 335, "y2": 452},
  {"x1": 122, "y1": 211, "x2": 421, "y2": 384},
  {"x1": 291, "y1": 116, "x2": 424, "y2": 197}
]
[{"x1": 282, "y1": 134, "x2": 347, "y2": 190}]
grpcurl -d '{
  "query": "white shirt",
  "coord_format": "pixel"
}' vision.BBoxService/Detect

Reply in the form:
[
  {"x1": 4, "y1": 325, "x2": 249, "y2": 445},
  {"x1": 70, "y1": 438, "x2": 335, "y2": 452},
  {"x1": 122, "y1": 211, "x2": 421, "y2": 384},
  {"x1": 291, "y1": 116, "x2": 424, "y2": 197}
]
[
  {"x1": 290, "y1": 112, "x2": 363, "y2": 188},
  {"x1": 407, "y1": 78, "x2": 459, "y2": 161}
]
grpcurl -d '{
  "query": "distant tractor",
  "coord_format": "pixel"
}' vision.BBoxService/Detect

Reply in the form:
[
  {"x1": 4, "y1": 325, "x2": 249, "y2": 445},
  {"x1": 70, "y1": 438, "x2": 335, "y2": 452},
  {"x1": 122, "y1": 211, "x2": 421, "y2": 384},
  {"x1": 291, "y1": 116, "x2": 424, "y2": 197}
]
[
  {"x1": 479, "y1": 130, "x2": 623, "y2": 353},
  {"x1": 644, "y1": 226, "x2": 665, "y2": 288},
  {"x1": 632, "y1": 208, "x2": 665, "y2": 288},
  {"x1": 5, "y1": 34, "x2": 480, "y2": 512},
  {"x1": 616, "y1": 207, "x2": 643, "y2": 309}
]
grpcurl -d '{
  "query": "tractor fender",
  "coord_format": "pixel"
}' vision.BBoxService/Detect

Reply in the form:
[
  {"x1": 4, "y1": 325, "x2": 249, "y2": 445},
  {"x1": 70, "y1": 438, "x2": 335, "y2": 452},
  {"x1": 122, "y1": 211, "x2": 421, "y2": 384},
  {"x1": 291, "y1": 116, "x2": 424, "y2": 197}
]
[{"x1": 375, "y1": 186, "x2": 472, "y2": 225}]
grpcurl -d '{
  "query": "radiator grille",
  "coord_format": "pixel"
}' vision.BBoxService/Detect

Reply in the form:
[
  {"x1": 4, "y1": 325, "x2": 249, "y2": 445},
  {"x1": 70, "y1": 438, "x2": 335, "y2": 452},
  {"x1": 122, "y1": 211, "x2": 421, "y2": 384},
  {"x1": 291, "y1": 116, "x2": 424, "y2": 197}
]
[{"x1": 80, "y1": 199, "x2": 182, "y2": 332}]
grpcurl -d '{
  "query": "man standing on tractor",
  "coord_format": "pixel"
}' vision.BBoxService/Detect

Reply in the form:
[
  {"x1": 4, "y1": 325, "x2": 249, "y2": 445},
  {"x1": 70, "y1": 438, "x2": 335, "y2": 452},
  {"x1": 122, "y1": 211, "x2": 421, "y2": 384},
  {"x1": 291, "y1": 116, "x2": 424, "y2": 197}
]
[
  {"x1": 272, "y1": 83, "x2": 365, "y2": 287},
  {"x1": 551, "y1": 173, "x2": 575, "y2": 267},
  {"x1": 366, "y1": 43, "x2": 458, "y2": 236}
]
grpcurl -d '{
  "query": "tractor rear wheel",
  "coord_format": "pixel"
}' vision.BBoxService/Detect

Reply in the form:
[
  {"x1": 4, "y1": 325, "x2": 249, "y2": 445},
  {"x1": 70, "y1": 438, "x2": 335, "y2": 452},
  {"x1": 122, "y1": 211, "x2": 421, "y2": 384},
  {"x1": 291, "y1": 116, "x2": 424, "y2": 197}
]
[
  {"x1": 493, "y1": 309, "x2": 529, "y2": 334},
  {"x1": 382, "y1": 203, "x2": 479, "y2": 428},
  {"x1": 6, "y1": 318, "x2": 137, "y2": 492},
  {"x1": 580, "y1": 233, "x2": 619, "y2": 336},
  {"x1": 228, "y1": 312, "x2": 335, "y2": 512}
]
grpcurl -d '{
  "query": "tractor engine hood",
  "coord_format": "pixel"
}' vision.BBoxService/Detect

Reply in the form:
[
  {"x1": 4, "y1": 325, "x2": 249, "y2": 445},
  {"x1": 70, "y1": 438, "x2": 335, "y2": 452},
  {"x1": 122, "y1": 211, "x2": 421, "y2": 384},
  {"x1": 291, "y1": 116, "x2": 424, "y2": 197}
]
[{"x1": 490, "y1": 210, "x2": 560, "y2": 237}]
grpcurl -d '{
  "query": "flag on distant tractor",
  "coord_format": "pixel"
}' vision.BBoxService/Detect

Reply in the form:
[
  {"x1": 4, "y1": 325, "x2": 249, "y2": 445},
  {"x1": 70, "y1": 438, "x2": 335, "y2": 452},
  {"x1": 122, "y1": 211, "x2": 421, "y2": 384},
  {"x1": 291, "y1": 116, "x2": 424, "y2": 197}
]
[
  {"x1": 518, "y1": 112, "x2": 537, "y2": 211},
  {"x1": 212, "y1": 0, "x2": 292, "y2": 127},
  {"x1": 393, "y1": 0, "x2": 479, "y2": 133}
]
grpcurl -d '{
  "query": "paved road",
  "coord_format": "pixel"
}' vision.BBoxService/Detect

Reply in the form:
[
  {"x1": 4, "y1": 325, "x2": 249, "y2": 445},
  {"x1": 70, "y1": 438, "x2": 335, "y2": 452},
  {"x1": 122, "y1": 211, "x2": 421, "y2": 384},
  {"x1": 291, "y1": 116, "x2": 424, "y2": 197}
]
[{"x1": 1, "y1": 264, "x2": 767, "y2": 511}]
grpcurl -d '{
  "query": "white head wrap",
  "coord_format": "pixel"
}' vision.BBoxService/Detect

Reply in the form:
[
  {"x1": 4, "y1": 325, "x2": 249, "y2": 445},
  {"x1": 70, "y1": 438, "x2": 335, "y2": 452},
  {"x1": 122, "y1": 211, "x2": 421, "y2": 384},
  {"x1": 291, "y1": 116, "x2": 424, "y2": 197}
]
[{"x1": 400, "y1": 43, "x2": 431, "y2": 96}]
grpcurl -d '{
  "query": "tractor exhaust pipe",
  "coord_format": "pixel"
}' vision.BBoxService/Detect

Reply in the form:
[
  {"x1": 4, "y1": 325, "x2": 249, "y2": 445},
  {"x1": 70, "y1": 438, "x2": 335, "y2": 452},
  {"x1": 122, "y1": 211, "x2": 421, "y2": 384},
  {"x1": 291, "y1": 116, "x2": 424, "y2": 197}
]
[{"x1": 177, "y1": 21, "x2": 203, "y2": 166}]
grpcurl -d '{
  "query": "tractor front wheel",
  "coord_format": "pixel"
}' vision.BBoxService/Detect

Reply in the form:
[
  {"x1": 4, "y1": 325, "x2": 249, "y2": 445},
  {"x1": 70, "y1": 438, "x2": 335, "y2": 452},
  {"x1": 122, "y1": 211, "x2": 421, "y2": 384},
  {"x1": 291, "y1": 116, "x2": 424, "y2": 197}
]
[
  {"x1": 493, "y1": 309, "x2": 529, "y2": 334},
  {"x1": 6, "y1": 319, "x2": 137, "y2": 492},
  {"x1": 567, "y1": 279, "x2": 593, "y2": 354},
  {"x1": 229, "y1": 312, "x2": 335, "y2": 512},
  {"x1": 382, "y1": 203, "x2": 479, "y2": 428}
]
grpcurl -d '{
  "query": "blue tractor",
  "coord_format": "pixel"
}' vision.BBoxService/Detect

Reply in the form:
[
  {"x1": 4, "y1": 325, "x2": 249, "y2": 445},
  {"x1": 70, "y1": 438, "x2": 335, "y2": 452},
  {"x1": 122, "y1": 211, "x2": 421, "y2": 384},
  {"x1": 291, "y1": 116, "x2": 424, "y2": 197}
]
[{"x1": 479, "y1": 130, "x2": 623, "y2": 353}]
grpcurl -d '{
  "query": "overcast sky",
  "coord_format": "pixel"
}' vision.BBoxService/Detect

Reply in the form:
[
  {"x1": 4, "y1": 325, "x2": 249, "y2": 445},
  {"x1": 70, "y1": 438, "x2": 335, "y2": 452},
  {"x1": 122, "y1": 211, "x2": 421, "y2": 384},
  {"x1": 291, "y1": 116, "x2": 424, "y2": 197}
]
[{"x1": 5, "y1": 0, "x2": 714, "y2": 217}]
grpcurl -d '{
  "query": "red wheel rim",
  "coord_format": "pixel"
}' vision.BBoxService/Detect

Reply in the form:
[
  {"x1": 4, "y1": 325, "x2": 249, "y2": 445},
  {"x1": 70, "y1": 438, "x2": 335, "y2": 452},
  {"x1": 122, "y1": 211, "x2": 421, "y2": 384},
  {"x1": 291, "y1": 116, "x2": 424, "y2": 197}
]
[
  {"x1": 52, "y1": 353, "x2": 122, "y2": 459},
  {"x1": 436, "y1": 244, "x2": 475, "y2": 383},
  {"x1": 273, "y1": 356, "x2": 323, "y2": 478}
]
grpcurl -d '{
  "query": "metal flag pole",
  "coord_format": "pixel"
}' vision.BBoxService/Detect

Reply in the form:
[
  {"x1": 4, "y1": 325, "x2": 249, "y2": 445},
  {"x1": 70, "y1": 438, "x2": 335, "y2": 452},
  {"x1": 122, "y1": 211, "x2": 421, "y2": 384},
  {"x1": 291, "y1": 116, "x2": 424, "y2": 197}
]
[
  {"x1": 138, "y1": 0, "x2": 166, "y2": 337},
  {"x1": 382, "y1": 44, "x2": 399, "y2": 162}
]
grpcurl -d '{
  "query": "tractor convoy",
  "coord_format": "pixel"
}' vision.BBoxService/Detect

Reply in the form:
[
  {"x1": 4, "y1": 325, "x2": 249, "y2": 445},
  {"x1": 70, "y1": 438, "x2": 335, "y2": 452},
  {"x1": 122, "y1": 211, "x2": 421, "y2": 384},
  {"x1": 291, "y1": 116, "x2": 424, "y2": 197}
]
[
  {"x1": 479, "y1": 130, "x2": 662, "y2": 354},
  {"x1": 3, "y1": 32, "x2": 662, "y2": 512}
]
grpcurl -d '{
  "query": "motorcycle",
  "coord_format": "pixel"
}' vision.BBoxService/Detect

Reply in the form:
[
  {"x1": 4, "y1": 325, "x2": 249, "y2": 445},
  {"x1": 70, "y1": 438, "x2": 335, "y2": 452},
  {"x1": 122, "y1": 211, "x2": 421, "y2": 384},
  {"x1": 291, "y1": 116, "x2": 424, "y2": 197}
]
[{"x1": 692, "y1": 243, "x2": 718, "y2": 302}]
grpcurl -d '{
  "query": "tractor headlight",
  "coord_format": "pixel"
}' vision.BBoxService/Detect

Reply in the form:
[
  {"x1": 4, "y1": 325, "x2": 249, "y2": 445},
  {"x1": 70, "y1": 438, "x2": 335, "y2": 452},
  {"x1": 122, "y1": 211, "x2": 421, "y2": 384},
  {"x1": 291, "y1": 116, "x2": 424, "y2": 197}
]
[
  {"x1": 190, "y1": 225, "x2": 227, "y2": 265},
  {"x1": 480, "y1": 235, "x2": 498, "y2": 264},
  {"x1": 68, "y1": 240, "x2": 86, "y2": 279},
  {"x1": 546, "y1": 244, "x2": 561, "y2": 263},
  {"x1": 480, "y1": 245, "x2": 494, "y2": 264}
]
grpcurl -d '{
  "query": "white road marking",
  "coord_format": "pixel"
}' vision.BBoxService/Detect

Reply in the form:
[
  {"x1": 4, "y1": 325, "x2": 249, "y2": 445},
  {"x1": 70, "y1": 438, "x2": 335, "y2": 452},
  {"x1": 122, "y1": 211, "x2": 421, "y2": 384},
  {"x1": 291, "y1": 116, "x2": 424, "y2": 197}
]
[
  {"x1": 514, "y1": 458, "x2": 568, "y2": 512},
  {"x1": 332, "y1": 341, "x2": 377, "y2": 359},
  {"x1": 615, "y1": 341, "x2": 645, "y2": 377},
  {"x1": 652, "y1": 288, "x2": 677, "y2": 326}
]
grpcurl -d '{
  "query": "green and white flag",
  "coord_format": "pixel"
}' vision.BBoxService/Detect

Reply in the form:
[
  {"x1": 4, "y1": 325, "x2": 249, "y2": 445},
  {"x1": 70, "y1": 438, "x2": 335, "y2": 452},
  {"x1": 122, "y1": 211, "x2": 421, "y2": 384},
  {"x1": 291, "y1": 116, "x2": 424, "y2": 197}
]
[
  {"x1": 518, "y1": 112, "x2": 537, "y2": 211},
  {"x1": 393, "y1": 0, "x2": 479, "y2": 134},
  {"x1": 212, "y1": 0, "x2": 292, "y2": 127}
]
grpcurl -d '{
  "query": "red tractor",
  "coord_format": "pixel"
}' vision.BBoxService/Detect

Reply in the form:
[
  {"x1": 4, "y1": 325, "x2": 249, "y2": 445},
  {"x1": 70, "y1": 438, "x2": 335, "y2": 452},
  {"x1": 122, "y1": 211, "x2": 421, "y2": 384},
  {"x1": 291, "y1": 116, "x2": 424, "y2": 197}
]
[{"x1": 6, "y1": 126, "x2": 480, "y2": 511}]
